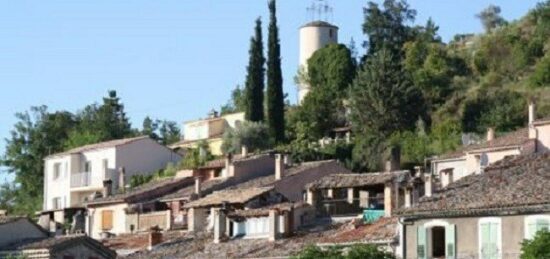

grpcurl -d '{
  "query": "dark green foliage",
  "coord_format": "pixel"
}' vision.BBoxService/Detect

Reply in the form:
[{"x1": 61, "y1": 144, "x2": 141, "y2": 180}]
[
  {"x1": 141, "y1": 116, "x2": 181, "y2": 145},
  {"x1": 476, "y1": 5, "x2": 507, "y2": 33},
  {"x1": 221, "y1": 85, "x2": 247, "y2": 115},
  {"x1": 530, "y1": 55, "x2": 550, "y2": 87},
  {"x1": 221, "y1": 121, "x2": 270, "y2": 154},
  {"x1": 292, "y1": 244, "x2": 395, "y2": 259},
  {"x1": 244, "y1": 18, "x2": 265, "y2": 122},
  {"x1": 362, "y1": 0, "x2": 416, "y2": 59},
  {"x1": 521, "y1": 230, "x2": 550, "y2": 259},
  {"x1": 291, "y1": 44, "x2": 355, "y2": 140},
  {"x1": 266, "y1": 0, "x2": 285, "y2": 143},
  {"x1": 461, "y1": 89, "x2": 526, "y2": 133}
]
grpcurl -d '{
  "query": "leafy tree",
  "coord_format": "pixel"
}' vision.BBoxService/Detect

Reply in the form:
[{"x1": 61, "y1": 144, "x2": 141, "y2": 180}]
[
  {"x1": 221, "y1": 85, "x2": 247, "y2": 115},
  {"x1": 292, "y1": 244, "x2": 395, "y2": 259},
  {"x1": 429, "y1": 118, "x2": 462, "y2": 155},
  {"x1": 157, "y1": 120, "x2": 181, "y2": 145},
  {"x1": 0, "y1": 107, "x2": 76, "y2": 214},
  {"x1": 221, "y1": 121, "x2": 270, "y2": 154},
  {"x1": 291, "y1": 44, "x2": 355, "y2": 140},
  {"x1": 347, "y1": 244, "x2": 395, "y2": 259},
  {"x1": 180, "y1": 141, "x2": 214, "y2": 170},
  {"x1": 142, "y1": 116, "x2": 159, "y2": 139},
  {"x1": 349, "y1": 49, "x2": 425, "y2": 170},
  {"x1": 266, "y1": 0, "x2": 285, "y2": 143},
  {"x1": 362, "y1": 0, "x2": 416, "y2": 59},
  {"x1": 64, "y1": 130, "x2": 103, "y2": 150},
  {"x1": 530, "y1": 55, "x2": 550, "y2": 87},
  {"x1": 521, "y1": 230, "x2": 550, "y2": 259},
  {"x1": 244, "y1": 18, "x2": 266, "y2": 122},
  {"x1": 476, "y1": 5, "x2": 507, "y2": 33}
]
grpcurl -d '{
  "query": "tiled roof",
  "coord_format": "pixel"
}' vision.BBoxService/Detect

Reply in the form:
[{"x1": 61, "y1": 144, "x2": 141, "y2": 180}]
[
  {"x1": 16, "y1": 235, "x2": 116, "y2": 258},
  {"x1": 305, "y1": 171, "x2": 410, "y2": 190},
  {"x1": 46, "y1": 136, "x2": 149, "y2": 158},
  {"x1": 434, "y1": 128, "x2": 530, "y2": 161},
  {"x1": 184, "y1": 187, "x2": 274, "y2": 208},
  {"x1": 86, "y1": 177, "x2": 194, "y2": 205},
  {"x1": 318, "y1": 217, "x2": 398, "y2": 244},
  {"x1": 228, "y1": 202, "x2": 310, "y2": 219},
  {"x1": 159, "y1": 178, "x2": 228, "y2": 202},
  {"x1": 398, "y1": 153, "x2": 550, "y2": 218}
]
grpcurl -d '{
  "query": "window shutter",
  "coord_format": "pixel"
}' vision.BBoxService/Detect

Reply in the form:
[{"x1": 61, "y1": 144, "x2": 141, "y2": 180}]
[
  {"x1": 102, "y1": 210, "x2": 113, "y2": 230},
  {"x1": 481, "y1": 222, "x2": 499, "y2": 259},
  {"x1": 417, "y1": 225, "x2": 426, "y2": 259},
  {"x1": 527, "y1": 219, "x2": 538, "y2": 239},
  {"x1": 446, "y1": 224, "x2": 456, "y2": 259}
]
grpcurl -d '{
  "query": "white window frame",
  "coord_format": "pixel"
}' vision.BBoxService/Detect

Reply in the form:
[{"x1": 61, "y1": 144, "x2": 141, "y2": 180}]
[
  {"x1": 52, "y1": 162, "x2": 62, "y2": 181},
  {"x1": 524, "y1": 215, "x2": 550, "y2": 240},
  {"x1": 478, "y1": 217, "x2": 502, "y2": 259}
]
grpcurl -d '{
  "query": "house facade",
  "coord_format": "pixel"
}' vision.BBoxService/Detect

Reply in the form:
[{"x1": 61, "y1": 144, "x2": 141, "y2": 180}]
[
  {"x1": 398, "y1": 153, "x2": 550, "y2": 259},
  {"x1": 431, "y1": 101, "x2": 550, "y2": 188},
  {"x1": 40, "y1": 136, "x2": 181, "y2": 234},
  {"x1": 170, "y1": 111, "x2": 245, "y2": 155}
]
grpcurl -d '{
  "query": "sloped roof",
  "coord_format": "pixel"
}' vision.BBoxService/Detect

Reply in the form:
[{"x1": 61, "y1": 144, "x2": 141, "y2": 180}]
[
  {"x1": 159, "y1": 178, "x2": 228, "y2": 202},
  {"x1": 434, "y1": 128, "x2": 531, "y2": 161},
  {"x1": 17, "y1": 235, "x2": 116, "y2": 258},
  {"x1": 318, "y1": 217, "x2": 398, "y2": 244},
  {"x1": 398, "y1": 153, "x2": 550, "y2": 218},
  {"x1": 46, "y1": 136, "x2": 149, "y2": 158},
  {"x1": 184, "y1": 187, "x2": 274, "y2": 208},
  {"x1": 305, "y1": 170, "x2": 410, "y2": 190},
  {"x1": 228, "y1": 202, "x2": 310, "y2": 219},
  {"x1": 301, "y1": 21, "x2": 338, "y2": 29},
  {"x1": 86, "y1": 177, "x2": 194, "y2": 206}
]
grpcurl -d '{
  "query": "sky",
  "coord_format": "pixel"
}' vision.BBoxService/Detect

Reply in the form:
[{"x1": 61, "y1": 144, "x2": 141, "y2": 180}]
[{"x1": 0, "y1": 0, "x2": 544, "y2": 184}]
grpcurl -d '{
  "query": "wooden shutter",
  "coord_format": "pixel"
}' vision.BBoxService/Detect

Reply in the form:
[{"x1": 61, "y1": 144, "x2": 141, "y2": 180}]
[
  {"x1": 102, "y1": 210, "x2": 113, "y2": 230},
  {"x1": 417, "y1": 225, "x2": 426, "y2": 259},
  {"x1": 446, "y1": 224, "x2": 456, "y2": 259}
]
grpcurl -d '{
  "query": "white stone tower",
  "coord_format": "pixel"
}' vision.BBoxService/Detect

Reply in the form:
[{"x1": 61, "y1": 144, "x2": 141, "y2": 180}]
[{"x1": 297, "y1": 1, "x2": 338, "y2": 104}]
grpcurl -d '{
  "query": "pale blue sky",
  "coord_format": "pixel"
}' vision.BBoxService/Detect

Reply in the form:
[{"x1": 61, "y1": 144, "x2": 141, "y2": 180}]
[{"x1": 0, "y1": 0, "x2": 543, "y2": 184}]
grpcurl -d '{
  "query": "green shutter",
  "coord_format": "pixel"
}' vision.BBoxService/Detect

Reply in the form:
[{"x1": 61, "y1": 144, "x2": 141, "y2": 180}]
[
  {"x1": 446, "y1": 224, "x2": 456, "y2": 259},
  {"x1": 417, "y1": 225, "x2": 426, "y2": 259},
  {"x1": 480, "y1": 222, "x2": 499, "y2": 259}
]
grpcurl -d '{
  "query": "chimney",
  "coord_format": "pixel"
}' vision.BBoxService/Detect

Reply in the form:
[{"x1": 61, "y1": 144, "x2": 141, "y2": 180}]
[
  {"x1": 529, "y1": 99, "x2": 536, "y2": 125},
  {"x1": 102, "y1": 179, "x2": 113, "y2": 197},
  {"x1": 118, "y1": 167, "x2": 126, "y2": 192},
  {"x1": 275, "y1": 154, "x2": 285, "y2": 180},
  {"x1": 241, "y1": 145, "x2": 249, "y2": 158},
  {"x1": 424, "y1": 173, "x2": 433, "y2": 197},
  {"x1": 486, "y1": 128, "x2": 495, "y2": 142},
  {"x1": 414, "y1": 166, "x2": 423, "y2": 177},
  {"x1": 385, "y1": 147, "x2": 400, "y2": 172},
  {"x1": 194, "y1": 177, "x2": 202, "y2": 197}
]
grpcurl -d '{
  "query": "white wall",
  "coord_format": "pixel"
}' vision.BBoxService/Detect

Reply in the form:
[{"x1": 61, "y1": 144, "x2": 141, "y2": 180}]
[
  {"x1": 536, "y1": 124, "x2": 550, "y2": 153},
  {"x1": 432, "y1": 159, "x2": 466, "y2": 188},
  {"x1": 88, "y1": 203, "x2": 128, "y2": 239},
  {"x1": 115, "y1": 138, "x2": 181, "y2": 182},
  {"x1": 44, "y1": 156, "x2": 71, "y2": 210}
]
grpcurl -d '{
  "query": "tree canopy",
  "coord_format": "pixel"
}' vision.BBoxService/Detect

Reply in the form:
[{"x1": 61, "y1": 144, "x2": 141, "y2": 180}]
[{"x1": 244, "y1": 18, "x2": 266, "y2": 122}]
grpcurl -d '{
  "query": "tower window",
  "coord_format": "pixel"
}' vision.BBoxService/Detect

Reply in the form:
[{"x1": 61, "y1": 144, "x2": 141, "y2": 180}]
[{"x1": 329, "y1": 29, "x2": 333, "y2": 38}]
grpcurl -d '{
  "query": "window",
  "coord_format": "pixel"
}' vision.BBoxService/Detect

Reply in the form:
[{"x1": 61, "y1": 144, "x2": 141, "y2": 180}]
[
  {"x1": 479, "y1": 217, "x2": 501, "y2": 259},
  {"x1": 525, "y1": 215, "x2": 550, "y2": 240},
  {"x1": 84, "y1": 161, "x2": 92, "y2": 173},
  {"x1": 53, "y1": 163, "x2": 61, "y2": 180},
  {"x1": 101, "y1": 210, "x2": 114, "y2": 230},
  {"x1": 52, "y1": 197, "x2": 62, "y2": 210},
  {"x1": 213, "y1": 169, "x2": 222, "y2": 178},
  {"x1": 329, "y1": 29, "x2": 334, "y2": 38},
  {"x1": 417, "y1": 220, "x2": 456, "y2": 259}
]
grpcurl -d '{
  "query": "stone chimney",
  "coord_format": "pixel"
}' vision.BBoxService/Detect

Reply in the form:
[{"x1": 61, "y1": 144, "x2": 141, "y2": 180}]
[
  {"x1": 194, "y1": 177, "x2": 202, "y2": 197},
  {"x1": 275, "y1": 154, "x2": 285, "y2": 180},
  {"x1": 424, "y1": 173, "x2": 433, "y2": 197},
  {"x1": 414, "y1": 166, "x2": 423, "y2": 178},
  {"x1": 529, "y1": 99, "x2": 536, "y2": 125},
  {"x1": 486, "y1": 128, "x2": 495, "y2": 142},
  {"x1": 118, "y1": 167, "x2": 126, "y2": 192},
  {"x1": 241, "y1": 145, "x2": 249, "y2": 158},
  {"x1": 102, "y1": 179, "x2": 113, "y2": 197},
  {"x1": 385, "y1": 147, "x2": 400, "y2": 172}
]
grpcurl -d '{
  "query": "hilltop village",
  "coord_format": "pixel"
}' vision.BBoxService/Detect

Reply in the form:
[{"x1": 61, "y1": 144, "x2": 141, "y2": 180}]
[{"x1": 2, "y1": 0, "x2": 550, "y2": 258}]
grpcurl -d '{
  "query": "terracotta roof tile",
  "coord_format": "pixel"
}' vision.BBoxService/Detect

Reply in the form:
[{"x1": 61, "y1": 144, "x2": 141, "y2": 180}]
[
  {"x1": 305, "y1": 171, "x2": 410, "y2": 190},
  {"x1": 184, "y1": 187, "x2": 274, "y2": 208}
]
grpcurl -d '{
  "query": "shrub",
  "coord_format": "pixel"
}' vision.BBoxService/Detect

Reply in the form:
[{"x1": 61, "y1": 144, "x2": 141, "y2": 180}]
[
  {"x1": 530, "y1": 55, "x2": 550, "y2": 87},
  {"x1": 521, "y1": 230, "x2": 550, "y2": 259}
]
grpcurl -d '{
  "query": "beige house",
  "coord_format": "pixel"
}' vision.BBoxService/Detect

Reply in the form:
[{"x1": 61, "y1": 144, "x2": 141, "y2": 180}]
[
  {"x1": 170, "y1": 111, "x2": 245, "y2": 155},
  {"x1": 398, "y1": 153, "x2": 550, "y2": 259},
  {"x1": 39, "y1": 136, "x2": 181, "y2": 234},
  {"x1": 430, "y1": 101, "x2": 550, "y2": 188}
]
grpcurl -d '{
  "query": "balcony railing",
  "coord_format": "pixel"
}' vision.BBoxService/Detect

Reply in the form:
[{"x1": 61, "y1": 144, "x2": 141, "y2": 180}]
[
  {"x1": 363, "y1": 209, "x2": 385, "y2": 223},
  {"x1": 71, "y1": 172, "x2": 91, "y2": 188}
]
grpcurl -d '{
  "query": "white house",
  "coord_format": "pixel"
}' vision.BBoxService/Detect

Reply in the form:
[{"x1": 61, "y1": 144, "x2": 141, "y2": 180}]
[{"x1": 39, "y1": 136, "x2": 181, "y2": 234}]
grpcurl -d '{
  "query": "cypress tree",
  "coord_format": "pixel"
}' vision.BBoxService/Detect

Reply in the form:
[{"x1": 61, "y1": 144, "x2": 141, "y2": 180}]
[
  {"x1": 244, "y1": 18, "x2": 265, "y2": 122},
  {"x1": 266, "y1": 0, "x2": 285, "y2": 143}
]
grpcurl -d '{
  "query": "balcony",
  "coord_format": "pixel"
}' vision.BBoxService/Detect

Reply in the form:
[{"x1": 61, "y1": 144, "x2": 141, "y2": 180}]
[
  {"x1": 71, "y1": 172, "x2": 91, "y2": 188},
  {"x1": 363, "y1": 209, "x2": 385, "y2": 224}
]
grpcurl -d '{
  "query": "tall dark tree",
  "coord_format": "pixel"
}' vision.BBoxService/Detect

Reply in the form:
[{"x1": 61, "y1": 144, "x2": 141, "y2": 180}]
[
  {"x1": 476, "y1": 5, "x2": 506, "y2": 33},
  {"x1": 362, "y1": 0, "x2": 416, "y2": 60},
  {"x1": 266, "y1": 0, "x2": 285, "y2": 143},
  {"x1": 244, "y1": 18, "x2": 265, "y2": 122}
]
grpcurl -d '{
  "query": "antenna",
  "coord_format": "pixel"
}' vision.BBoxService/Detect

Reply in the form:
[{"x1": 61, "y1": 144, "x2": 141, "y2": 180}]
[{"x1": 306, "y1": 0, "x2": 333, "y2": 22}]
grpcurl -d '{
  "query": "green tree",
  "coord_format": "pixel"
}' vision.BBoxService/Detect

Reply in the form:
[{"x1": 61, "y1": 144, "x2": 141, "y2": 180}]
[
  {"x1": 0, "y1": 107, "x2": 76, "y2": 214},
  {"x1": 158, "y1": 120, "x2": 181, "y2": 145},
  {"x1": 521, "y1": 230, "x2": 550, "y2": 259},
  {"x1": 221, "y1": 121, "x2": 270, "y2": 154},
  {"x1": 349, "y1": 49, "x2": 425, "y2": 170},
  {"x1": 291, "y1": 44, "x2": 355, "y2": 140},
  {"x1": 362, "y1": 0, "x2": 416, "y2": 59},
  {"x1": 266, "y1": 0, "x2": 285, "y2": 143},
  {"x1": 244, "y1": 18, "x2": 266, "y2": 122},
  {"x1": 142, "y1": 116, "x2": 159, "y2": 139},
  {"x1": 476, "y1": 5, "x2": 507, "y2": 33},
  {"x1": 221, "y1": 85, "x2": 247, "y2": 115},
  {"x1": 530, "y1": 55, "x2": 550, "y2": 87}
]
